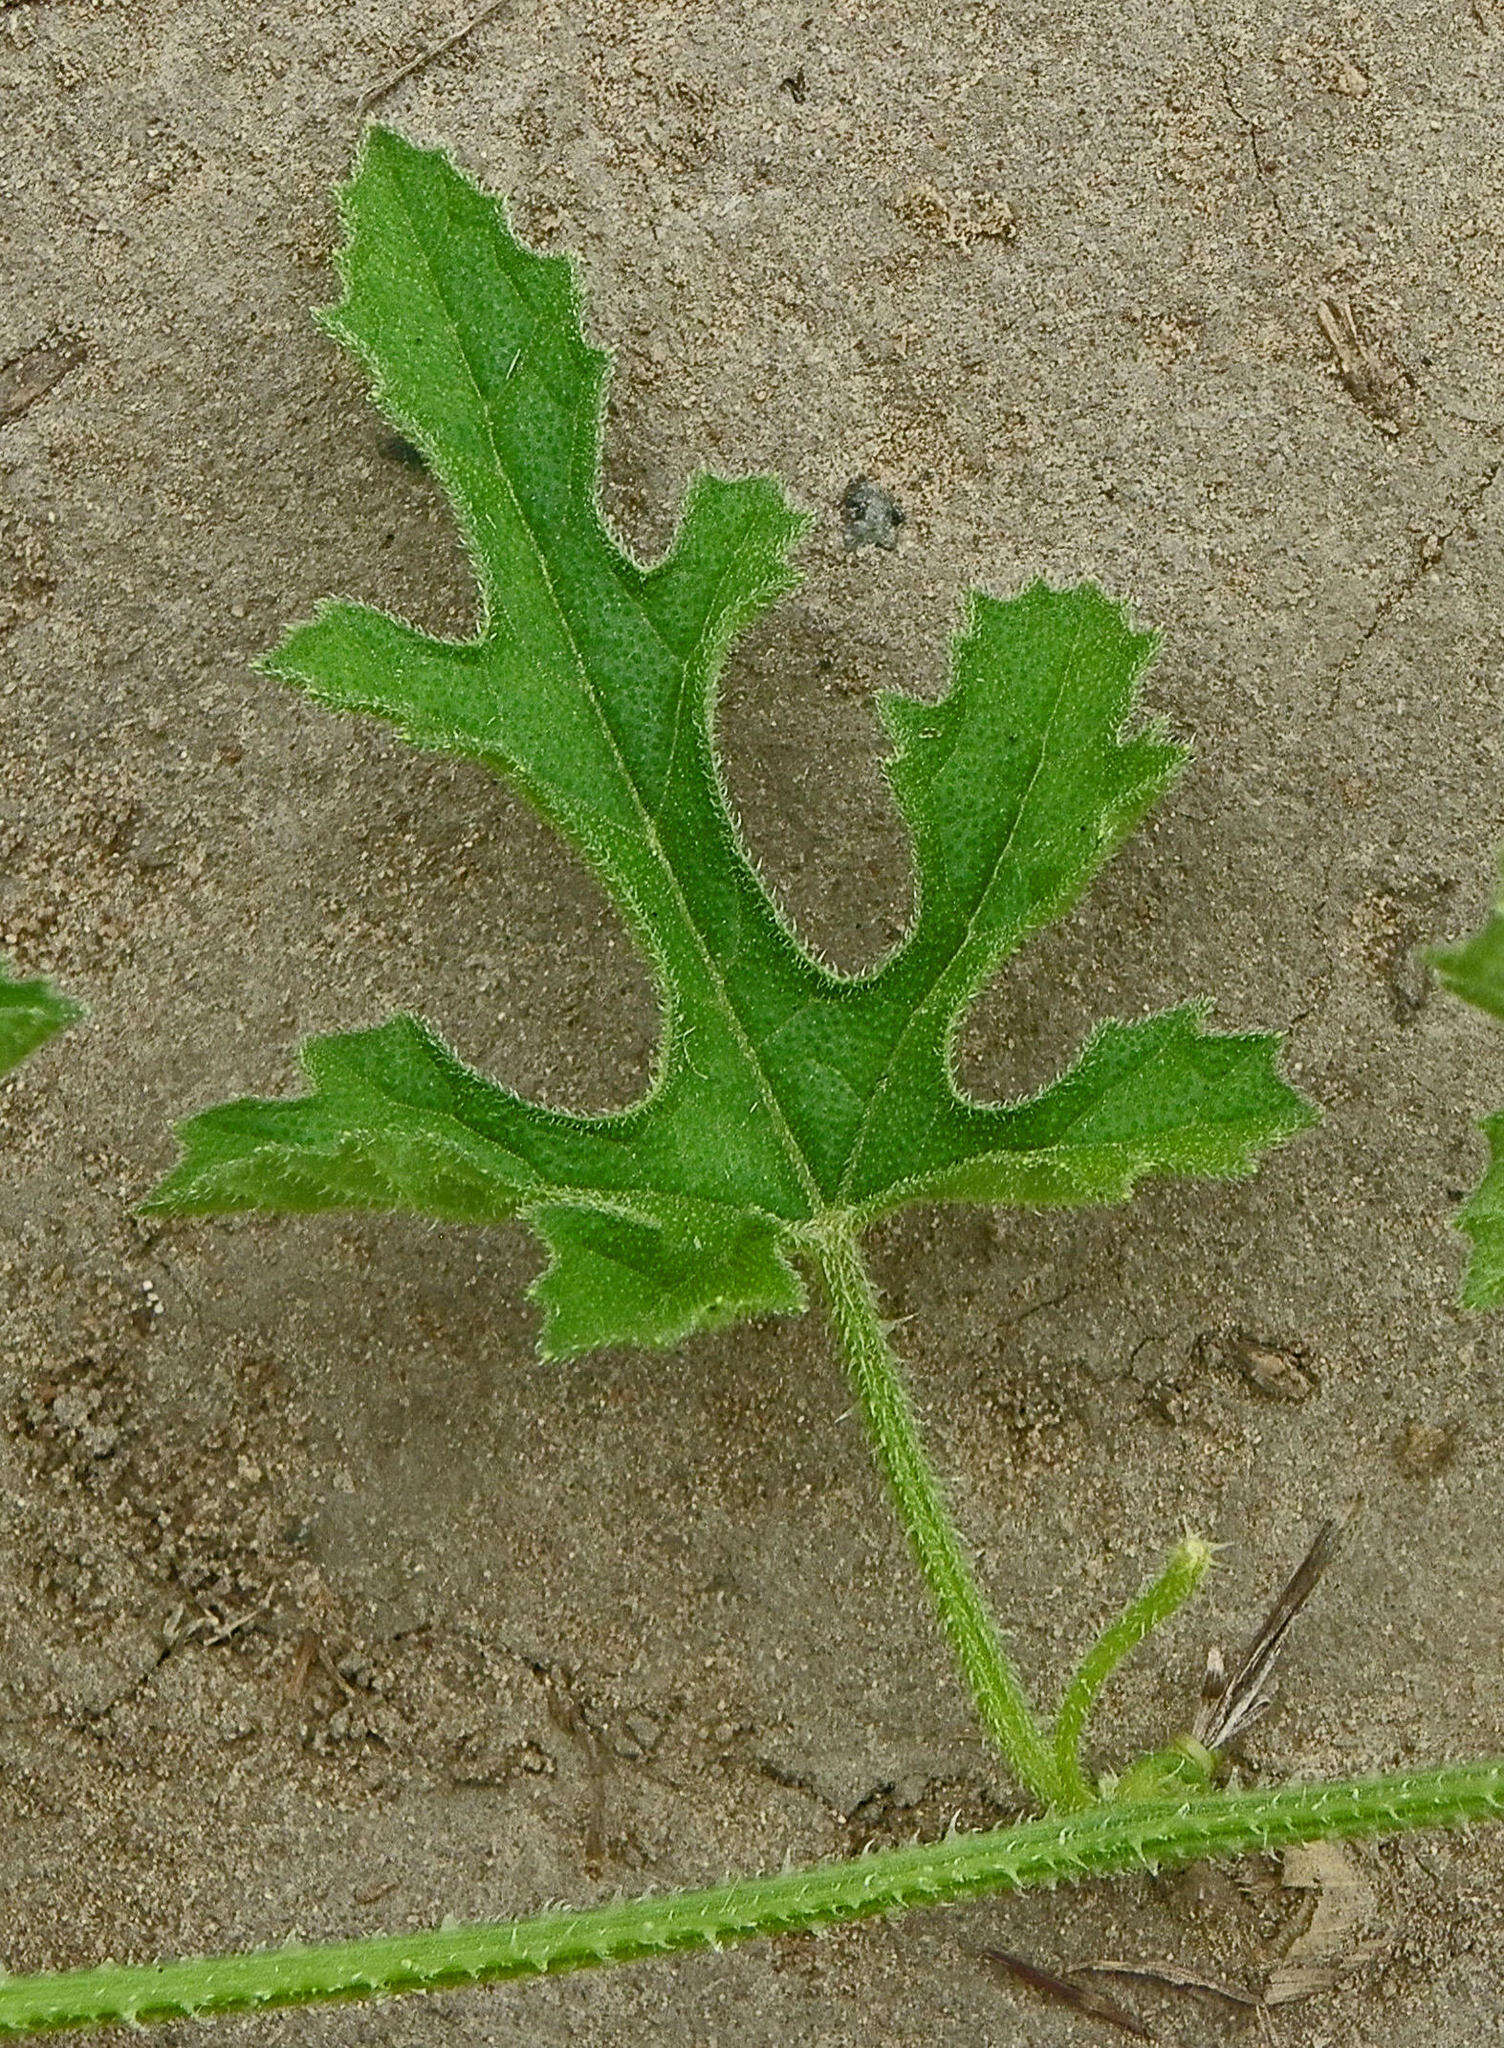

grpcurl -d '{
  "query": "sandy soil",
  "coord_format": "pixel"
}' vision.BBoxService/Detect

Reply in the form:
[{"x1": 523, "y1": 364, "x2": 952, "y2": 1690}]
[{"x1": 3, "y1": 1, "x2": 1504, "y2": 2040}]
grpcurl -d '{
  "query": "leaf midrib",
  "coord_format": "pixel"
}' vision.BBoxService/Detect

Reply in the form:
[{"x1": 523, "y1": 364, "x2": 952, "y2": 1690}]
[
  {"x1": 835, "y1": 620, "x2": 1084, "y2": 1204},
  {"x1": 387, "y1": 168, "x2": 827, "y2": 1216},
  {"x1": 373, "y1": 164, "x2": 1141, "y2": 1230}
]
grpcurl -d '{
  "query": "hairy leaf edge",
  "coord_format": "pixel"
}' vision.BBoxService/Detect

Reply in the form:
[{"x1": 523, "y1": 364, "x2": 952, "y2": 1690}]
[{"x1": 267, "y1": 127, "x2": 1225, "y2": 1135}]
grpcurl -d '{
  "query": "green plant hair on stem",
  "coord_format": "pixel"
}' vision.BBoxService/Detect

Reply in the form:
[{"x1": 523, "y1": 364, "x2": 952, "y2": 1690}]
[
  {"x1": 812, "y1": 1222, "x2": 1064, "y2": 1805},
  {"x1": 3, "y1": 1764, "x2": 1501, "y2": 2038}
]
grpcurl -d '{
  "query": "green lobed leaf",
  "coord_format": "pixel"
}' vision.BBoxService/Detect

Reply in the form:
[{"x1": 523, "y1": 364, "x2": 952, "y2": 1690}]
[
  {"x1": 1452, "y1": 1118, "x2": 1504, "y2": 1309},
  {"x1": 0, "y1": 963, "x2": 78, "y2": 1079},
  {"x1": 151, "y1": 126, "x2": 1315, "y2": 1355},
  {"x1": 1429, "y1": 877, "x2": 1504, "y2": 1023},
  {"x1": 1428, "y1": 872, "x2": 1504, "y2": 1304}
]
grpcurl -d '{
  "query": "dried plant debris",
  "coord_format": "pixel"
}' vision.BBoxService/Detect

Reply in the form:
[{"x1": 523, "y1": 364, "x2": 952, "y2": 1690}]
[
  {"x1": 978, "y1": 1950, "x2": 1152, "y2": 2040},
  {"x1": 1194, "y1": 1513, "x2": 1352, "y2": 1752},
  {"x1": 1199, "y1": 1328, "x2": 1316, "y2": 1403},
  {"x1": 355, "y1": 0, "x2": 508, "y2": 114},
  {"x1": 0, "y1": 333, "x2": 86, "y2": 426},
  {"x1": 1077, "y1": 1958, "x2": 1261, "y2": 2012},
  {"x1": 1265, "y1": 1839, "x2": 1380, "y2": 2005},
  {"x1": 1316, "y1": 297, "x2": 1412, "y2": 433}
]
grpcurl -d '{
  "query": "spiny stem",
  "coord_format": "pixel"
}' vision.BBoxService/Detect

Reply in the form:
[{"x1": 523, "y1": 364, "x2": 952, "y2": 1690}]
[
  {"x1": 1053, "y1": 1536, "x2": 1214, "y2": 1809},
  {"x1": 811, "y1": 1226, "x2": 1062, "y2": 1808},
  {"x1": 3, "y1": 1763, "x2": 1501, "y2": 2037}
]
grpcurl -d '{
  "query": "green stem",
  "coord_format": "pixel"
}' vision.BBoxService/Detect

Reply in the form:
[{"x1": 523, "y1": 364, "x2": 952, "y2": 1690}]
[
  {"x1": 811, "y1": 1226, "x2": 1062, "y2": 1808},
  {"x1": 1053, "y1": 1536, "x2": 1213, "y2": 1808},
  {"x1": 3, "y1": 1763, "x2": 1500, "y2": 2037}
]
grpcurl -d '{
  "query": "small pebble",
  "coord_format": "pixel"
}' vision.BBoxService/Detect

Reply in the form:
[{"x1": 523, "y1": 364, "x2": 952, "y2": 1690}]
[{"x1": 840, "y1": 475, "x2": 905, "y2": 551}]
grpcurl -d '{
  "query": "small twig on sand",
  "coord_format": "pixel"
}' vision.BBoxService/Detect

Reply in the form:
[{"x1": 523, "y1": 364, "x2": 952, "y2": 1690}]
[
  {"x1": 357, "y1": 1, "x2": 507, "y2": 114},
  {"x1": 1077, "y1": 1957, "x2": 1263, "y2": 2010},
  {"x1": 979, "y1": 1949, "x2": 1153, "y2": 2039}
]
